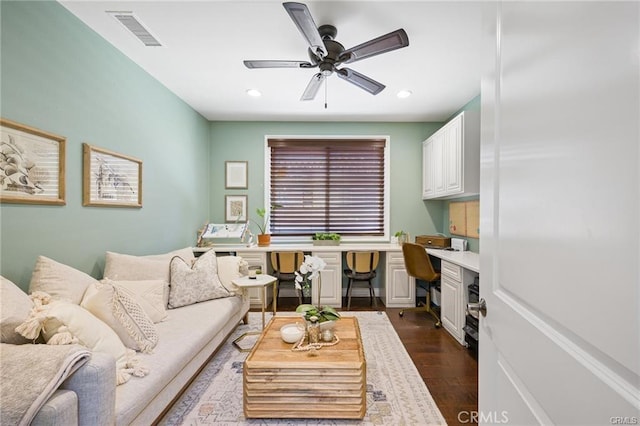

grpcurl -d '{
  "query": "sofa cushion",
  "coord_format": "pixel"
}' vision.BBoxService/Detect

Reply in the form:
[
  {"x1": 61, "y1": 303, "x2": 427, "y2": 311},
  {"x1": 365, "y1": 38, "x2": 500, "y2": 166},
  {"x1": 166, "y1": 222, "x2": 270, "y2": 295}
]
[
  {"x1": 29, "y1": 256, "x2": 97, "y2": 304},
  {"x1": 16, "y1": 293, "x2": 148, "y2": 385},
  {"x1": 103, "y1": 247, "x2": 195, "y2": 282},
  {"x1": 114, "y1": 295, "x2": 245, "y2": 424},
  {"x1": 81, "y1": 281, "x2": 158, "y2": 353},
  {"x1": 103, "y1": 247, "x2": 195, "y2": 306},
  {"x1": 168, "y1": 250, "x2": 231, "y2": 309},
  {"x1": 0, "y1": 276, "x2": 33, "y2": 344},
  {"x1": 216, "y1": 255, "x2": 248, "y2": 293},
  {"x1": 109, "y1": 279, "x2": 167, "y2": 323}
]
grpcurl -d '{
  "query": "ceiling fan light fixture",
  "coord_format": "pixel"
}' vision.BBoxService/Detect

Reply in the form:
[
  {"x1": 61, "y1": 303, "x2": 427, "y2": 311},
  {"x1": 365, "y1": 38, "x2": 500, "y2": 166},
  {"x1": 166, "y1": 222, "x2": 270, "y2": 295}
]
[
  {"x1": 397, "y1": 90, "x2": 412, "y2": 99},
  {"x1": 246, "y1": 89, "x2": 262, "y2": 97}
]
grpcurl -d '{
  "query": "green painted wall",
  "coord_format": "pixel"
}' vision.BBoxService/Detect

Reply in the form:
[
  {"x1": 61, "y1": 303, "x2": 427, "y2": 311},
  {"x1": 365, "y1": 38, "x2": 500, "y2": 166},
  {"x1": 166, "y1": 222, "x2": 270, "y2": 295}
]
[
  {"x1": 209, "y1": 121, "x2": 444, "y2": 241},
  {"x1": 0, "y1": 2, "x2": 210, "y2": 290}
]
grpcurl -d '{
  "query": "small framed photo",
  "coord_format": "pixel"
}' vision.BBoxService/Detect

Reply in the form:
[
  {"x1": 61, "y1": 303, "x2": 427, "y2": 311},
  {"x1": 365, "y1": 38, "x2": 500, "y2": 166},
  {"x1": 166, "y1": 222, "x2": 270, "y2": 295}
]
[
  {"x1": 225, "y1": 195, "x2": 247, "y2": 222},
  {"x1": 1, "y1": 118, "x2": 66, "y2": 205},
  {"x1": 83, "y1": 143, "x2": 142, "y2": 208},
  {"x1": 225, "y1": 161, "x2": 248, "y2": 189}
]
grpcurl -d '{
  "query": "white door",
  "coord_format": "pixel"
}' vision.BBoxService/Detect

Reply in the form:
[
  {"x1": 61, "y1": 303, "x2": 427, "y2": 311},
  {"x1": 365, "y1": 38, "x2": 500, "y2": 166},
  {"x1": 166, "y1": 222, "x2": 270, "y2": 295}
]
[{"x1": 479, "y1": 2, "x2": 639, "y2": 425}]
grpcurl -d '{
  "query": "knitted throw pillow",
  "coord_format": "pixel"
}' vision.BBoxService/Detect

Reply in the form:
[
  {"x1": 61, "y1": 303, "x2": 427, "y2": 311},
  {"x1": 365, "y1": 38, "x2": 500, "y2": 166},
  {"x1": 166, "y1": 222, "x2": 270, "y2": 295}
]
[{"x1": 81, "y1": 281, "x2": 158, "y2": 353}]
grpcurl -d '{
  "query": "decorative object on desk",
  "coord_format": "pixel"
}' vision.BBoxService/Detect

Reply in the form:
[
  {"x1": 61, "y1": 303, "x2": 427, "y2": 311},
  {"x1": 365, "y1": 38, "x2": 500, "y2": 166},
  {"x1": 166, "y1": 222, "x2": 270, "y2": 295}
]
[
  {"x1": 83, "y1": 143, "x2": 142, "y2": 208},
  {"x1": 197, "y1": 222, "x2": 248, "y2": 247},
  {"x1": 251, "y1": 206, "x2": 280, "y2": 246},
  {"x1": 393, "y1": 230, "x2": 409, "y2": 245},
  {"x1": 225, "y1": 195, "x2": 247, "y2": 222},
  {"x1": 1, "y1": 118, "x2": 66, "y2": 205},
  {"x1": 311, "y1": 232, "x2": 341, "y2": 246},
  {"x1": 224, "y1": 161, "x2": 247, "y2": 189}
]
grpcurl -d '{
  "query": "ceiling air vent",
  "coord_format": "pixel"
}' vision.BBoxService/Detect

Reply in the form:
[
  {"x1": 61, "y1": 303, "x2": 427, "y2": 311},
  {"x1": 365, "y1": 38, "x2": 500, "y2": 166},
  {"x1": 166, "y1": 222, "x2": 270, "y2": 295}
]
[{"x1": 107, "y1": 11, "x2": 162, "y2": 47}]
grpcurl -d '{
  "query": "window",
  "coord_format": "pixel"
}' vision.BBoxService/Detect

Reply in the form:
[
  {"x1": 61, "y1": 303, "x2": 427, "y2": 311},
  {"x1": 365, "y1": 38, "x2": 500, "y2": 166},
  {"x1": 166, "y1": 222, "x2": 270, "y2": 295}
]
[{"x1": 266, "y1": 137, "x2": 389, "y2": 239}]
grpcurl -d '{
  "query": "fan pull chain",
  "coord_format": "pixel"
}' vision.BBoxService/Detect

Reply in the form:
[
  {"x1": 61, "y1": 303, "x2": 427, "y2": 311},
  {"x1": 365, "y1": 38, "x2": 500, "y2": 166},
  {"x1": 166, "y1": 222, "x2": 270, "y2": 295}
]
[{"x1": 324, "y1": 77, "x2": 328, "y2": 109}]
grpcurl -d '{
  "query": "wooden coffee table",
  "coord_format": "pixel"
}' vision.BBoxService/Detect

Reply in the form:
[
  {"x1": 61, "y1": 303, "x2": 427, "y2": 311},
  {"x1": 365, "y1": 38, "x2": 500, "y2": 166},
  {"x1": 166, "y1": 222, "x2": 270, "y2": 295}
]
[{"x1": 243, "y1": 316, "x2": 366, "y2": 419}]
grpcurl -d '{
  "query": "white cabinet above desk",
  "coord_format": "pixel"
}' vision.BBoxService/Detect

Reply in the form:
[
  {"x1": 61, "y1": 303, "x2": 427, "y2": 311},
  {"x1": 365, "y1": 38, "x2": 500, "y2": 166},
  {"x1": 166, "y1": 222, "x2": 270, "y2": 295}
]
[{"x1": 422, "y1": 110, "x2": 480, "y2": 200}]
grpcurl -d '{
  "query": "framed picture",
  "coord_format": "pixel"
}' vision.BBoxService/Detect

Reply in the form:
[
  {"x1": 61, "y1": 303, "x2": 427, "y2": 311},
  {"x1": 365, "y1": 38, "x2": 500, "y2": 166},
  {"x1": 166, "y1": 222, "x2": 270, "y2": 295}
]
[
  {"x1": 1, "y1": 118, "x2": 66, "y2": 205},
  {"x1": 83, "y1": 143, "x2": 142, "y2": 208},
  {"x1": 225, "y1": 161, "x2": 248, "y2": 189},
  {"x1": 225, "y1": 195, "x2": 247, "y2": 222}
]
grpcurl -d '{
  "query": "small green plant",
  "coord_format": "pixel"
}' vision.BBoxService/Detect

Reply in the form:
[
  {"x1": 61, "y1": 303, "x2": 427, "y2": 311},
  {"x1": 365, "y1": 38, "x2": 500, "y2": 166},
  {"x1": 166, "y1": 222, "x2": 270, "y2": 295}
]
[
  {"x1": 312, "y1": 232, "x2": 341, "y2": 241},
  {"x1": 394, "y1": 230, "x2": 406, "y2": 238},
  {"x1": 252, "y1": 204, "x2": 281, "y2": 235},
  {"x1": 295, "y1": 304, "x2": 341, "y2": 323}
]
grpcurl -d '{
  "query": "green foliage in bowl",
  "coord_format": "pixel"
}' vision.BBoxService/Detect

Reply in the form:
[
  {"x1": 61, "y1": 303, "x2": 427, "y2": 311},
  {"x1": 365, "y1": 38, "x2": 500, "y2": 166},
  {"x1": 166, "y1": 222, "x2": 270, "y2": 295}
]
[
  {"x1": 295, "y1": 304, "x2": 341, "y2": 323},
  {"x1": 312, "y1": 232, "x2": 341, "y2": 241}
]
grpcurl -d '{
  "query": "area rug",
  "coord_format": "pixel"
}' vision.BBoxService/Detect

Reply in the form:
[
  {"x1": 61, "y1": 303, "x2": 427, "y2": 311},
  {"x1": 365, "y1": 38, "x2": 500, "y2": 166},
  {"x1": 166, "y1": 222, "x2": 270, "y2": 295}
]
[{"x1": 159, "y1": 311, "x2": 446, "y2": 425}]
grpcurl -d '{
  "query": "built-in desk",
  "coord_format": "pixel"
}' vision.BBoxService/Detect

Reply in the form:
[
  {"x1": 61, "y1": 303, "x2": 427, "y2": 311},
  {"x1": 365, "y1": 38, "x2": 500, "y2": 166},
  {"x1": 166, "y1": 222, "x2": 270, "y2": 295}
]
[
  {"x1": 195, "y1": 243, "x2": 411, "y2": 308},
  {"x1": 195, "y1": 244, "x2": 479, "y2": 346}
]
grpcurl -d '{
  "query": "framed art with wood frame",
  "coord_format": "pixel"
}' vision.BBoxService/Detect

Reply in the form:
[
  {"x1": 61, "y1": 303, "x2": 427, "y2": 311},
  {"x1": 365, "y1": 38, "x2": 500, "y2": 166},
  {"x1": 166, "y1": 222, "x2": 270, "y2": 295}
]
[
  {"x1": 0, "y1": 118, "x2": 66, "y2": 205},
  {"x1": 83, "y1": 143, "x2": 142, "y2": 208},
  {"x1": 225, "y1": 161, "x2": 248, "y2": 189},
  {"x1": 225, "y1": 195, "x2": 247, "y2": 222}
]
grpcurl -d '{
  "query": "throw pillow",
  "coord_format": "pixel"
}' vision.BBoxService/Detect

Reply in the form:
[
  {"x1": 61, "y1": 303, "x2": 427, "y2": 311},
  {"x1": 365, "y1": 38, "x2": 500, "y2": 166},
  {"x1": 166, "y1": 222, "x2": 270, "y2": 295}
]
[
  {"x1": 108, "y1": 279, "x2": 168, "y2": 323},
  {"x1": 103, "y1": 247, "x2": 195, "y2": 282},
  {"x1": 216, "y1": 255, "x2": 248, "y2": 294},
  {"x1": 0, "y1": 276, "x2": 33, "y2": 344},
  {"x1": 16, "y1": 292, "x2": 149, "y2": 385},
  {"x1": 29, "y1": 256, "x2": 98, "y2": 304},
  {"x1": 168, "y1": 249, "x2": 231, "y2": 309},
  {"x1": 103, "y1": 247, "x2": 195, "y2": 307},
  {"x1": 81, "y1": 281, "x2": 158, "y2": 353}
]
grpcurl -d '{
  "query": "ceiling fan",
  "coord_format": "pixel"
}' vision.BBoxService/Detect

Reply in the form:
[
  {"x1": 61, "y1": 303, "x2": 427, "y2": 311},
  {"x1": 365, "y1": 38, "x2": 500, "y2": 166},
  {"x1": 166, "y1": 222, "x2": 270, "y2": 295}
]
[{"x1": 243, "y1": 2, "x2": 410, "y2": 101}]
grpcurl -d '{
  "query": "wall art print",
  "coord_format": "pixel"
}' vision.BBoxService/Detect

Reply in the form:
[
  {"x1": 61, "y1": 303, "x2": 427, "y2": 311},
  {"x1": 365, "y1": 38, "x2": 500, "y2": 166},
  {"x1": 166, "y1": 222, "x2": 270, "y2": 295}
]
[
  {"x1": 225, "y1": 195, "x2": 247, "y2": 222},
  {"x1": 0, "y1": 118, "x2": 66, "y2": 205},
  {"x1": 83, "y1": 143, "x2": 142, "y2": 208}
]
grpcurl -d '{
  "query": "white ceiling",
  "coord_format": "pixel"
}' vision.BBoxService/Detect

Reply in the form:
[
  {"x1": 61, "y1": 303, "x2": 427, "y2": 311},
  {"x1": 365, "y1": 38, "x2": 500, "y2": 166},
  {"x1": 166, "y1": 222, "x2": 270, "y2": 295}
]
[{"x1": 59, "y1": 1, "x2": 484, "y2": 122}]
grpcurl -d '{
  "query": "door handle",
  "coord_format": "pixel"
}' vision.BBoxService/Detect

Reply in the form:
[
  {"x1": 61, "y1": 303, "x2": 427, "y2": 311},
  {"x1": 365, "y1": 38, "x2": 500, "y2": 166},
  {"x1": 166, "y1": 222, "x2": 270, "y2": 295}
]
[{"x1": 467, "y1": 298, "x2": 487, "y2": 317}]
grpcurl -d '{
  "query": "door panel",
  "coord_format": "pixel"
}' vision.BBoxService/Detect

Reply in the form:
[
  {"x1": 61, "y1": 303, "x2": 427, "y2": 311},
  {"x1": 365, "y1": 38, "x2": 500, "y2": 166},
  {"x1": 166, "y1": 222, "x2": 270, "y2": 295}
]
[{"x1": 480, "y1": 2, "x2": 639, "y2": 425}]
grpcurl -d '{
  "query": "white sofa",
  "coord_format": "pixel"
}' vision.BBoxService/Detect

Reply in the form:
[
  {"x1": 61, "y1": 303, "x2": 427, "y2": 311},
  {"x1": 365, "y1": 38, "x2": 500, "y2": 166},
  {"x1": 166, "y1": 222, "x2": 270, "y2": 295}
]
[{"x1": 1, "y1": 248, "x2": 250, "y2": 426}]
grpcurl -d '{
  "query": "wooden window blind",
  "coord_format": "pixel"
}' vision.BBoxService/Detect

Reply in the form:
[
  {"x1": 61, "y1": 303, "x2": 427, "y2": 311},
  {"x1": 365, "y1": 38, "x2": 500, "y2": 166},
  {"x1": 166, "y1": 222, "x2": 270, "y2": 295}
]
[{"x1": 268, "y1": 138, "x2": 386, "y2": 237}]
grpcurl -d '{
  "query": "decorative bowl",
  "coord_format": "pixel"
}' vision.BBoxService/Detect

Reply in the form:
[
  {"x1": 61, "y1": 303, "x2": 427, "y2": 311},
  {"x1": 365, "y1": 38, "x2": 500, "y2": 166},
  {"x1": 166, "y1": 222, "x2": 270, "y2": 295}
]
[
  {"x1": 319, "y1": 320, "x2": 336, "y2": 331},
  {"x1": 280, "y1": 323, "x2": 304, "y2": 343}
]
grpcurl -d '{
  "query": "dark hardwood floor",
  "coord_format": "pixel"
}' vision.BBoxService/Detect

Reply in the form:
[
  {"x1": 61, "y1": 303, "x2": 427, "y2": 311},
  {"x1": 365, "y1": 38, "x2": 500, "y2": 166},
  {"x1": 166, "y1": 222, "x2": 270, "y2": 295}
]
[{"x1": 261, "y1": 296, "x2": 478, "y2": 426}]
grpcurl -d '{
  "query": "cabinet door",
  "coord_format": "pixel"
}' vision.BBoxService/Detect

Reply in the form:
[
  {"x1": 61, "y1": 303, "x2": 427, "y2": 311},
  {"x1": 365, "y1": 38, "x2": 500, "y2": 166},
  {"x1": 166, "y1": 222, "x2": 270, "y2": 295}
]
[
  {"x1": 432, "y1": 132, "x2": 446, "y2": 195},
  {"x1": 312, "y1": 251, "x2": 342, "y2": 308},
  {"x1": 236, "y1": 251, "x2": 267, "y2": 307},
  {"x1": 385, "y1": 251, "x2": 415, "y2": 307},
  {"x1": 440, "y1": 274, "x2": 463, "y2": 343},
  {"x1": 422, "y1": 139, "x2": 435, "y2": 198},
  {"x1": 444, "y1": 115, "x2": 463, "y2": 194}
]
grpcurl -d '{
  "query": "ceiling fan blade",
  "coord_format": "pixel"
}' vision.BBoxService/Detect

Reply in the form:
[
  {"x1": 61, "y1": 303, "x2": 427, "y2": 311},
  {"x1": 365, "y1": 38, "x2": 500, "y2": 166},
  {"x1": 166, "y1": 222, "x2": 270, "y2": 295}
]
[
  {"x1": 336, "y1": 68, "x2": 385, "y2": 95},
  {"x1": 283, "y1": 2, "x2": 328, "y2": 59},
  {"x1": 301, "y1": 73, "x2": 325, "y2": 101},
  {"x1": 244, "y1": 60, "x2": 314, "y2": 69},
  {"x1": 339, "y1": 29, "x2": 409, "y2": 64}
]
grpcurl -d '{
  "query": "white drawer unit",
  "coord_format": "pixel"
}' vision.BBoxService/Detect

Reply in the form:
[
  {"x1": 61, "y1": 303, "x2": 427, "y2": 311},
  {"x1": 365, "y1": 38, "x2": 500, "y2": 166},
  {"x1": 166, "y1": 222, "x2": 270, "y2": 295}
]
[
  {"x1": 384, "y1": 251, "x2": 414, "y2": 308},
  {"x1": 311, "y1": 251, "x2": 342, "y2": 308},
  {"x1": 439, "y1": 259, "x2": 477, "y2": 345}
]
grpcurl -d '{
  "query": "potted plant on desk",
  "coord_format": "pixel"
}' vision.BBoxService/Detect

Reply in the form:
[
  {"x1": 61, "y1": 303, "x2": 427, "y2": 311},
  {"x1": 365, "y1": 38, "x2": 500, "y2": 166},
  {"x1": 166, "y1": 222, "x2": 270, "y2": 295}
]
[{"x1": 252, "y1": 207, "x2": 271, "y2": 246}]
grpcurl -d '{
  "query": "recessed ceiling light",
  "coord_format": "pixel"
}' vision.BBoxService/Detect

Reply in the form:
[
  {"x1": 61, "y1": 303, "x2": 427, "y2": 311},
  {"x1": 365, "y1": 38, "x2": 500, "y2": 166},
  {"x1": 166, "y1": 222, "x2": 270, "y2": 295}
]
[
  {"x1": 397, "y1": 90, "x2": 412, "y2": 99},
  {"x1": 246, "y1": 89, "x2": 262, "y2": 97}
]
